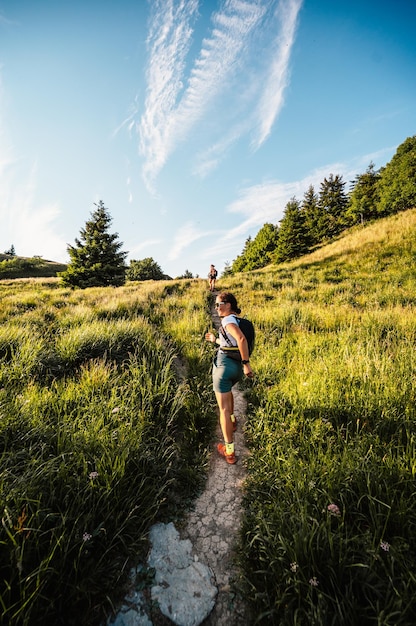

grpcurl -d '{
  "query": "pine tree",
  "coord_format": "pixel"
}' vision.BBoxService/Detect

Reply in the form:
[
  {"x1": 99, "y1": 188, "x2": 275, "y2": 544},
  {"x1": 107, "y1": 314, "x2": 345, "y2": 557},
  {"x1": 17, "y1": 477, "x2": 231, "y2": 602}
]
[
  {"x1": 346, "y1": 162, "x2": 381, "y2": 225},
  {"x1": 222, "y1": 261, "x2": 233, "y2": 277},
  {"x1": 232, "y1": 236, "x2": 252, "y2": 273},
  {"x1": 301, "y1": 185, "x2": 322, "y2": 246},
  {"x1": 377, "y1": 136, "x2": 416, "y2": 215},
  {"x1": 248, "y1": 223, "x2": 280, "y2": 269},
  {"x1": 231, "y1": 224, "x2": 279, "y2": 273},
  {"x1": 59, "y1": 201, "x2": 127, "y2": 288},
  {"x1": 318, "y1": 174, "x2": 349, "y2": 238},
  {"x1": 4, "y1": 244, "x2": 16, "y2": 256},
  {"x1": 273, "y1": 198, "x2": 309, "y2": 263}
]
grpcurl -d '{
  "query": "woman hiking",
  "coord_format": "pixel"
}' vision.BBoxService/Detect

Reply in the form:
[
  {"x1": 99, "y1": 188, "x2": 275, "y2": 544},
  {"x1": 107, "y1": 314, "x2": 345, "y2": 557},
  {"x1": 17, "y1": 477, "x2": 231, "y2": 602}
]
[
  {"x1": 205, "y1": 292, "x2": 254, "y2": 464},
  {"x1": 208, "y1": 265, "x2": 218, "y2": 292}
]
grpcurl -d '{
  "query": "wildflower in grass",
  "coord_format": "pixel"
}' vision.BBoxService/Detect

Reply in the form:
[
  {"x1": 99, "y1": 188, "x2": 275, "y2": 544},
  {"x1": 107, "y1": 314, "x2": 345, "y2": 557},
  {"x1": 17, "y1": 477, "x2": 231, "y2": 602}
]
[
  {"x1": 380, "y1": 540, "x2": 390, "y2": 552},
  {"x1": 308, "y1": 480, "x2": 316, "y2": 489},
  {"x1": 82, "y1": 532, "x2": 92, "y2": 542},
  {"x1": 327, "y1": 503, "x2": 341, "y2": 516},
  {"x1": 112, "y1": 407, "x2": 120, "y2": 414},
  {"x1": 309, "y1": 576, "x2": 319, "y2": 587},
  {"x1": 290, "y1": 562, "x2": 298, "y2": 573},
  {"x1": 89, "y1": 471, "x2": 98, "y2": 480},
  {"x1": 15, "y1": 506, "x2": 28, "y2": 534}
]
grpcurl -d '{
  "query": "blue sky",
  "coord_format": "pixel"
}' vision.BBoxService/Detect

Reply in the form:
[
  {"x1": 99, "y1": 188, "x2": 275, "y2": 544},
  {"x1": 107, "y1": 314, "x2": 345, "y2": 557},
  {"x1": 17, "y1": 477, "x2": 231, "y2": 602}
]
[{"x1": 1, "y1": 0, "x2": 415, "y2": 278}]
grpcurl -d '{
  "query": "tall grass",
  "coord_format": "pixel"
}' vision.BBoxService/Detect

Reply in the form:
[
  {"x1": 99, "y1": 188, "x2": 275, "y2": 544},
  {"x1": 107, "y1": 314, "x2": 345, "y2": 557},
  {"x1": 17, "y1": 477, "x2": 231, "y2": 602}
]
[
  {"x1": 0, "y1": 278, "x2": 216, "y2": 625},
  {"x1": 1, "y1": 209, "x2": 415, "y2": 625},
  {"x1": 224, "y1": 209, "x2": 416, "y2": 624}
]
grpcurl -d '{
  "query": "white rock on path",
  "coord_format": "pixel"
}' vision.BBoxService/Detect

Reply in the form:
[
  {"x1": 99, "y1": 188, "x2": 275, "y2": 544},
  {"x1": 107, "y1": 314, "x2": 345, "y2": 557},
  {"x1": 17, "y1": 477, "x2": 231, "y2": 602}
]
[
  {"x1": 148, "y1": 522, "x2": 217, "y2": 626},
  {"x1": 107, "y1": 589, "x2": 152, "y2": 626}
]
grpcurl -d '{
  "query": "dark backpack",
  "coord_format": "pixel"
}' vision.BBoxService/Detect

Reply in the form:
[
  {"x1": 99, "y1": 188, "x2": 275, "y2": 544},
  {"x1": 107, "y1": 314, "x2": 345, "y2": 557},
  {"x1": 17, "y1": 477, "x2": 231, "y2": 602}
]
[
  {"x1": 220, "y1": 316, "x2": 255, "y2": 359},
  {"x1": 238, "y1": 318, "x2": 255, "y2": 356}
]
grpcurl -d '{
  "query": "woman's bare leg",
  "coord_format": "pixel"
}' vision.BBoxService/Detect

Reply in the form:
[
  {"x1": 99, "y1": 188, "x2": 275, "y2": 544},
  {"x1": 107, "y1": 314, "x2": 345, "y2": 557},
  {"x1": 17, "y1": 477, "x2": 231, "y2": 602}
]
[{"x1": 215, "y1": 390, "x2": 234, "y2": 443}]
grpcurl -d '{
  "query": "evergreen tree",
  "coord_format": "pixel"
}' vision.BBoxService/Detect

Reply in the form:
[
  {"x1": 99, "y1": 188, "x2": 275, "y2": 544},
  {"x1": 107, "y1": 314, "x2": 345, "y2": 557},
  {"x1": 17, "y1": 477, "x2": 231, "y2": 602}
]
[
  {"x1": 318, "y1": 174, "x2": 349, "y2": 238},
  {"x1": 232, "y1": 236, "x2": 252, "y2": 273},
  {"x1": 231, "y1": 224, "x2": 279, "y2": 273},
  {"x1": 301, "y1": 185, "x2": 322, "y2": 246},
  {"x1": 346, "y1": 162, "x2": 381, "y2": 225},
  {"x1": 176, "y1": 269, "x2": 194, "y2": 279},
  {"x1": 251, "y1": 223, "x2": 280, "y2": 267},
  {"x1": 126, "y1": 257, "x2": 166, "y2": 281},
  {"x1": 273, "y1": 198, "x2": 309, "y2": 263},
  {"x1": 377, "y1": 136, "x2": 416, "y2": 215},
  {"x1": 244, "y1": 223, "x2": 279, "y2": 271},
  {"x1": 59, "y1": 201, "x2": 127, "y2": 288},
  {"x1": 222, "y1": 261, "x2": 233, "y2": 277},
  {"x1": 4, "y1": 244, "x2": 16, "y2": 256}
]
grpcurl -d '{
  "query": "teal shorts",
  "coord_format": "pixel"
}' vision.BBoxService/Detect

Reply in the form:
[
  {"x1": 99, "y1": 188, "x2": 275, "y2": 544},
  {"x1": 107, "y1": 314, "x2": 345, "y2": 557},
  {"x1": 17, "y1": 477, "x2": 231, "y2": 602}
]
[{"x1": 212, "y1": 351, "x2": 243, "y2": 393}]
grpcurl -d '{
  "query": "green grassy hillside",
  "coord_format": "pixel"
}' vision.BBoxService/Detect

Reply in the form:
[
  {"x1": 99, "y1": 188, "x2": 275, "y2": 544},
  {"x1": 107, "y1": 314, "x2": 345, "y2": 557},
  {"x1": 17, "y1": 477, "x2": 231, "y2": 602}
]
[
  {"x1": 220, "y1": 209, "x2": 416, "y2": 625},
  {"x1": 0, "y1": 208, "x2": 415, "y2": 625},
  {"x1": 0, "y1": 278, "x2": 214, "y2": 625},
  {"x1": 0, "y1": 254, "x2": 67, "y2": 279}
]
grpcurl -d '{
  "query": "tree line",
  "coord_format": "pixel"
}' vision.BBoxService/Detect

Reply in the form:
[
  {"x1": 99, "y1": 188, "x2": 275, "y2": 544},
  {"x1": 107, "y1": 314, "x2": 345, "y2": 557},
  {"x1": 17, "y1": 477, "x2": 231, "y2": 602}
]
[
  {"x1": 58, "y1": 135, "x2": 414, "y2": 288},
  {"x1": 228, "y1": 135, "x2": 416, "y2": 273},
  {"x1": 59, "y1": 201, "x2": 190, "y2": 288}
]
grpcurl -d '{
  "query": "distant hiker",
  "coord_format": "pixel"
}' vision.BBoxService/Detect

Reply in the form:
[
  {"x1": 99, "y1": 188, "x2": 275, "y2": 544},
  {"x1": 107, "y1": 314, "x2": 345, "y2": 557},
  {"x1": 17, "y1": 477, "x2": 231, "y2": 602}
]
[
  {"x1": 208, "y1": 264, "x2": 218, "y2": 292},
  {"x1": 205, "y1": 292, "x2": 254, "y2": 465}
]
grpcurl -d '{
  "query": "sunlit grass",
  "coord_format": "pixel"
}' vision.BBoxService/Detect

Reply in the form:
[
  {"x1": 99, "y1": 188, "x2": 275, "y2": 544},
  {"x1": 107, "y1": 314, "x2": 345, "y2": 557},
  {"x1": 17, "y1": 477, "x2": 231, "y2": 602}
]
[
  {"x1": 1, "y1": 209, "x2": 415, "y2": 624},
  {"x1": 228, "y1": 209, "x2": 416, "y2": 624},
  {"x1": 0, "y1": 277, "x2": 216, "y2": 625}
]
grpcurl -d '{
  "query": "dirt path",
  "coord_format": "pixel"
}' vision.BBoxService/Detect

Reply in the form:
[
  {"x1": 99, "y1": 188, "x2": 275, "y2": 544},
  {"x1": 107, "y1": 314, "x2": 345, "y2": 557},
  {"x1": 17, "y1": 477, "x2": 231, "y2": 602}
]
[
  {"x1": 108, "y1": 301, "x2": 252, "y2": 626},
  {"x1": 178, "y1": 300, "x2": 251, "y2": 625}
]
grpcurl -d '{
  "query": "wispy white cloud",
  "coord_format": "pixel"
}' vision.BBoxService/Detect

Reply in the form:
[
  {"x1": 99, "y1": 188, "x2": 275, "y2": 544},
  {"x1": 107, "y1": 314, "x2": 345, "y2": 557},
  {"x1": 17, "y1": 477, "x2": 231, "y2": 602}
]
[
  {"x1": 204, "y1": 149, "x2": 394, "y2": 262},
  {"x1": 138, "y1": 0, "x2": 305, "y2": 187},
  {"x1": 139, "y1": 0, "x2": 266, "y2": 190},
  {"x1": 192, "y1": 0, "x2": 304, "y2": 176},
  {"x1": 0, "y1": 74, "x2": 67, "y2": 261},
  {"x1": 192, "y1": 120, "x2": 249, "y2": 178},
  {"x1": 172, "y1": 0, "x2": 266, "y2": 134},
  {"x1": 0, "y1": 158, "x2": 66, "y2": 261},
  {"x1": 139, "y1": 0, "x2": 199, "y2": 191},
  {"x1": 0, "y1": 12, "x2": 15, "y2": 26},
  {"x1": 253, "y1": 0, "x2": 303, "y2": 148},
  {"x1": 168, "y1": 221, "x2": 206, "y2": 260},
  {"x1": 128, "y1": 239, "x2": 163, "y2": 259}
]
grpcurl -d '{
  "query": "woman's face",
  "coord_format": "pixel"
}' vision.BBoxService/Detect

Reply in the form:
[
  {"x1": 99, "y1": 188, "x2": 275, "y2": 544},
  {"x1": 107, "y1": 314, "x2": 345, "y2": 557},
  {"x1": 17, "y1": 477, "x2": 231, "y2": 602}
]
[{"x1": 215, "y1": 298, "x2": 230, "y2": 317}]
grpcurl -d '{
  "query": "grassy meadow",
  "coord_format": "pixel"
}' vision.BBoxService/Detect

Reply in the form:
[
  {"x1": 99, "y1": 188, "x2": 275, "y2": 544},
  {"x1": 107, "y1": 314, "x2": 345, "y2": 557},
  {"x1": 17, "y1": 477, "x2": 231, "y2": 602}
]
[
  {"x1": 0, "y1": 255, "x2": 67, "y2": 279},
  {"x1": 230, "y1": 209, "x2": 416, "y2": 625},
  {"x1": 0, "y1": 208, "x2": 415, "y2": 625},
  {"x1": 0, "y1": 279, "x2": 216, "y2": 625}
]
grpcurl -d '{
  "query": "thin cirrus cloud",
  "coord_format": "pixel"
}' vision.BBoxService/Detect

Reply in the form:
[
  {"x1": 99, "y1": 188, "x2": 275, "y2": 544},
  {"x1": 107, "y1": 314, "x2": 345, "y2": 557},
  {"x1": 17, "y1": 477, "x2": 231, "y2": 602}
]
[
  {"x1": 139, "y1": 0, "x2": 302, "y2": 190},
  {"x1": 205, "y1": 149, "x2": 395, "y2": 261},
  {"x1": 254, "y1": 0, "x2": 303, "y2": 148},
  {"x1": 168, "y1": 221, "x2": 207, "y2": 260},
  {"x1": 128, "y1": 239, "x2": 163, "y2": 258},
  {"x1": 0, "y1": 84, "x2": 66, "y2": 261},
  {"x1": 0, "y1": 153, "x2": 66, "y2": 261},
  {"x1": 139, "y1": 0, "x2": 199, "y2": 190},
  {"x1": 225, "y1": 163, "x2": 364, "y2": 242}
]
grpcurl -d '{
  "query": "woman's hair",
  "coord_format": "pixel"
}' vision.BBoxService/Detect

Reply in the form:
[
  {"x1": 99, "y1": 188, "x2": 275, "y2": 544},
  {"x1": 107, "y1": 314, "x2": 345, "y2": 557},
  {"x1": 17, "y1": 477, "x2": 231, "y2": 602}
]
[{"x1": 218, "y1": 291, "x2": 241, "y2": 315}]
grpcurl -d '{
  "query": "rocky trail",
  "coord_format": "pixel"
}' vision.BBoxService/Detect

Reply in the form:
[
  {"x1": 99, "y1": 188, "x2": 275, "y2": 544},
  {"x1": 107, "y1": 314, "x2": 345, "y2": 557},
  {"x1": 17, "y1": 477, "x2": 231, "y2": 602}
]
[{"x1": 108, "y1": 298, "x2": 251, "y2": 626}]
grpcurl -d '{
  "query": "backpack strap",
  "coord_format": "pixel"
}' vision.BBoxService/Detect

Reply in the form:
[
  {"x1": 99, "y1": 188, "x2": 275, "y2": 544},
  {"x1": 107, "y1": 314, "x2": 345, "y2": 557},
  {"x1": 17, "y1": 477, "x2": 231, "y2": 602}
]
[{"x1": 219, "y1": 317, "x2": 240, "y2": 348}]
